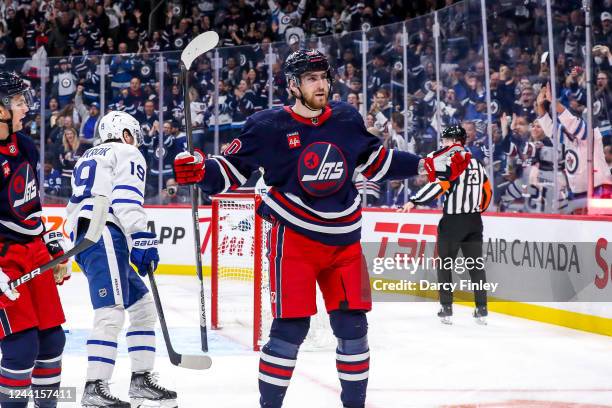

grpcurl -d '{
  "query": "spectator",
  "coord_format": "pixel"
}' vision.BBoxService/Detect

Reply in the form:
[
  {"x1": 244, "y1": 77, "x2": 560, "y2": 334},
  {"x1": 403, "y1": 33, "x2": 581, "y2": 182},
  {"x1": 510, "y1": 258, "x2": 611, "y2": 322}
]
[
  {"x1": 74, "y1": 86, "x2": 100, "y2": 145},
  {"x1": 52, "y1": 58, "x2": 77, "y2": 108},
  {"x1": 58, "y1": 127, "x2": 85, "y2": 196},
  {"x1": 155, "y1": 178, "x2": 189, "y2": 205}
]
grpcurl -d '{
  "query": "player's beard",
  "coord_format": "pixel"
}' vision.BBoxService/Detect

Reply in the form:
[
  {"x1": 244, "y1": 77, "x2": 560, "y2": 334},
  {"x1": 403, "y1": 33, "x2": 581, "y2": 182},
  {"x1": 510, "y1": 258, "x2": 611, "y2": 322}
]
[{"x1": 302, "y1": 87, "x2": 329, "y2": 110}]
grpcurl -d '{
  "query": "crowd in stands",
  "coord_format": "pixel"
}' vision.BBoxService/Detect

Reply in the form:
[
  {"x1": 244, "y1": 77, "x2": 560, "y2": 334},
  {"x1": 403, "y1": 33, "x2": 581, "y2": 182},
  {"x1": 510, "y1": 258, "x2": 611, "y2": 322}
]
[{"x1": 1, "y1": 0, "x2": 610, "y2": 213}]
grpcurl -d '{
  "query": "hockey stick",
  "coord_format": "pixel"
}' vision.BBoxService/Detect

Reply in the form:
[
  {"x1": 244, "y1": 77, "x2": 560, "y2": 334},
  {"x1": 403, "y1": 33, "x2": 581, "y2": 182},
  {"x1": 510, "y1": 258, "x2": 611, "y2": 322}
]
[
  {"x1": 9, "y1": 195, "x2": 110, "y2": 291},
  {"x1": 180, "y1": 31, "x2": 219, "y2": 353},
  {"x1": 147, "y1": 264, "x2": 212, "y2": 370}
]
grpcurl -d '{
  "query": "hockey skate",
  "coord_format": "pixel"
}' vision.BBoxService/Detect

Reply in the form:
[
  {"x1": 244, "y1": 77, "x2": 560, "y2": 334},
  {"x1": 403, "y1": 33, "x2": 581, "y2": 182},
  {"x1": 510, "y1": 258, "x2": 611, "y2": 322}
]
[
  {"x1": 129, "y1": 372, "x2": 177, "y2": 408},
  {"x1": 473, "y1": 306, "x2": 488, "y2": 325},
  {"x1": 437, "y1": 304, "x2": 453, "y2": 325},
  {"x1": 81, "y1": 380, "x2": 130, "y2": 408}
]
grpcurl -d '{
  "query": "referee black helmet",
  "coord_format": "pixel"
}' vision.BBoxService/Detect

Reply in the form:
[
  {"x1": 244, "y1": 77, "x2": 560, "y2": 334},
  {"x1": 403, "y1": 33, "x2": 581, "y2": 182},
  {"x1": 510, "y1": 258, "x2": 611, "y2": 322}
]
[{"x1": 441, "y1": 125, "x2": 467, "y2": 144}]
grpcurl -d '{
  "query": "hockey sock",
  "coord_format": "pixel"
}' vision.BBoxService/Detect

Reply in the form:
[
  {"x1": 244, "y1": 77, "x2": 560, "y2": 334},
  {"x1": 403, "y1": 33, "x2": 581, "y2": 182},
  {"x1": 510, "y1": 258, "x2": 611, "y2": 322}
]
[
  {"x1": 330, "y1": 310, "x2": 369, "y2": 408},
  {"x1": 126, "y1": 295, "x2": 157, "y2": 373},
  {"x1": 259, "y1": 318, "x2": 309, "y2": 408},
  {"x1": 87, "y1": 306, "x2": 124, "y2": 380},
  {"x1": 32, "y1": 326, "x2": 65, "y2": 408},
  {"x1": 0, "y1": 328, "x2": 38, "y2": 408}
]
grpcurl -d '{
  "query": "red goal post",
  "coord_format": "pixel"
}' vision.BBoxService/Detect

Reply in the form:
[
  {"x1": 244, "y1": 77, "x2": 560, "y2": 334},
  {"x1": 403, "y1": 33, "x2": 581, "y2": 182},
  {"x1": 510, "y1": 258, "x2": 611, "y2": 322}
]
[{"x1": 210, "y1": 193, "x2": 267, "y2": 351}]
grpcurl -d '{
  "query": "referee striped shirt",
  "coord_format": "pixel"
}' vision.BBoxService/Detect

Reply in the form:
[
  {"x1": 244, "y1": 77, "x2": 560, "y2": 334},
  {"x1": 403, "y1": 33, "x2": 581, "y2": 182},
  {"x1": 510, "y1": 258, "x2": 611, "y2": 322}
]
[{"x1": 410, "y1": 158, "x2": 492, "y2": 214}]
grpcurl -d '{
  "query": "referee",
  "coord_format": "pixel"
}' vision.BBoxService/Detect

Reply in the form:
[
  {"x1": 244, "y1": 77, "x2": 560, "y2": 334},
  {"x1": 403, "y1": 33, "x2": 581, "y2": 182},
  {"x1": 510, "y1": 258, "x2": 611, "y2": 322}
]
[{"x1": 401, "y1": 126, "x2": 492, "y2": 324}]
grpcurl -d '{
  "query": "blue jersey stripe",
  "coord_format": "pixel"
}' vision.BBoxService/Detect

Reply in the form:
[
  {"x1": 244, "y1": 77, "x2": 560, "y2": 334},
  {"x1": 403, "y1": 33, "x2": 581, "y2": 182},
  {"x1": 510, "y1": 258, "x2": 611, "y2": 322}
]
[{"x1": 113, "y1": 185, "x2": 144, "y2": 197}]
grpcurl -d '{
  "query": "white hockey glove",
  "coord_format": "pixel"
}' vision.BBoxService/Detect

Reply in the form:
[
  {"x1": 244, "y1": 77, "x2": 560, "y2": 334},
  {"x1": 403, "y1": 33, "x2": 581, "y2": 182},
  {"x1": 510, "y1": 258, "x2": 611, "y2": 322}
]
[
  {"x1": 43, "y1": 230, "x2": 72, "y2": 285},
  {"x1": 0, "y1": 266, "x2": 19, "y2": 307}
]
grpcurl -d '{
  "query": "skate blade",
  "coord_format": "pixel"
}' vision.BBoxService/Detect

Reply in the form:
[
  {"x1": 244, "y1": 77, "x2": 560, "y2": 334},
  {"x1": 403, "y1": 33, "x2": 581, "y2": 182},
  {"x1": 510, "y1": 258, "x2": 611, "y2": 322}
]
[
  {"x1": 474, "y1": 317, "x2": 488, "y2": 325},
  {"x1": 130, "y1": 398, "x2": 178, "y2": 408},
  {"x1": 439, "y1": 316, "x2": 452, "y2": 325}
]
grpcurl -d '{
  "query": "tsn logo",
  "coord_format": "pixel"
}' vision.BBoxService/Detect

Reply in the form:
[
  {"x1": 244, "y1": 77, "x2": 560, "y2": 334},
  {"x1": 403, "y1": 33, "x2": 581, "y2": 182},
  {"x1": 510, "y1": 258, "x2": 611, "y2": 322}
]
[{"x1": 373, "y1": 221, "x2": 438, "y2": 259}]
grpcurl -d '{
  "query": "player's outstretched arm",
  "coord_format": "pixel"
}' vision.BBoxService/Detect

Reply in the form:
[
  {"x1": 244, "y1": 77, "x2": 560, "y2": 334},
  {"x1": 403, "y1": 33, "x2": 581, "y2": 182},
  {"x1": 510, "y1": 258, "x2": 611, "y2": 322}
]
[{"x1": 174, "y1": 118, "x2": 261, "y2": 195}]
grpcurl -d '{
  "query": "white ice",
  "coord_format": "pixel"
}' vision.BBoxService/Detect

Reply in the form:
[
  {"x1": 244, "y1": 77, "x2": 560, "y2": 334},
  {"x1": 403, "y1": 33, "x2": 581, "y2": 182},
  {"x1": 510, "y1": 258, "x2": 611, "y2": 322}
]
[{"x1": 56, "y1": 273, "x2": 612, "y2": 408}]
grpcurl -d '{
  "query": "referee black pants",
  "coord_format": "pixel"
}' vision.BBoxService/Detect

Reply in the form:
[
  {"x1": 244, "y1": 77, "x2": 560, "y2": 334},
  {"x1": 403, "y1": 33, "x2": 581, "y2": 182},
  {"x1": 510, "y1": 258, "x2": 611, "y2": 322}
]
[{"x1": 436, "y1": 213, "x2": 487, "y2": 308}]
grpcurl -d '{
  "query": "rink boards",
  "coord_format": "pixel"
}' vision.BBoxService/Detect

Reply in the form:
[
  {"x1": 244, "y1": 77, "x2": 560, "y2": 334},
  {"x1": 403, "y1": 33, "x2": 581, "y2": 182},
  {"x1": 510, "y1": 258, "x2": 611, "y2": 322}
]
[{"x1": 42, "y1": 205, "x2": 612, "y2": 336}]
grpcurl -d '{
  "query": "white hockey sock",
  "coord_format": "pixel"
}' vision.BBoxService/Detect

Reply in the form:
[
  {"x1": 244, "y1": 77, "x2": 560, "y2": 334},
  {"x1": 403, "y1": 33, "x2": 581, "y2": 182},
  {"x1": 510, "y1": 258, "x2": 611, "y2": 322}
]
[
  {"x1": 87, "y1": 306, "x2": 124, "y2": 380},
  {"x1": 126, "y1": 295, "x2": 157, "y2": 373}
]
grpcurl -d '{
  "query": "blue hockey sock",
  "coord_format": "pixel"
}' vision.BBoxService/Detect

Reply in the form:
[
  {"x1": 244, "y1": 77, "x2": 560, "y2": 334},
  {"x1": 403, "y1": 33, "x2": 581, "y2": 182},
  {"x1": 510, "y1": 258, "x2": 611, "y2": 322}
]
[
  {"x1": 259, "y1": 318, "x2": 309, "y2": 408},
  {"x1": 0, "y1": 328, "x2": 38, "y2": 408},
  {"x1": 330, "y1": 310, "x2": 369, "y2": 408},
  {"x1": 32, "y1": 326, "x2": 65, "y2": 408}
]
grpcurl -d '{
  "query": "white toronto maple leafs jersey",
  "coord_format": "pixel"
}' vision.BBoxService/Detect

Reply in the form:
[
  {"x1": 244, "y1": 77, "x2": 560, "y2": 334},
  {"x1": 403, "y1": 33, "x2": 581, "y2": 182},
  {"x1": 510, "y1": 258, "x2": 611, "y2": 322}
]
[{"x1": 66, "y1": 142, "x2": 148, "y2": 239}]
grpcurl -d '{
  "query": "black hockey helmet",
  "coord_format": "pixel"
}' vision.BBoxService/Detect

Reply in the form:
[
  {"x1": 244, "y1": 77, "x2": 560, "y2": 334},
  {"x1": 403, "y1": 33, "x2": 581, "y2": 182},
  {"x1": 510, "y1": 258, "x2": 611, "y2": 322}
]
[
  {"x1": 0, "y1": 72, "x2": 30, "y2": 134},
  {"x1": 441, "y1": 125, "x2": 467, "y2": 144},
  {"x1": 0, "y1": 72, "x2": 29, "y2": 108},
  {"x1": 283, "y1": 49, "x2": 333, "y2": 88}
]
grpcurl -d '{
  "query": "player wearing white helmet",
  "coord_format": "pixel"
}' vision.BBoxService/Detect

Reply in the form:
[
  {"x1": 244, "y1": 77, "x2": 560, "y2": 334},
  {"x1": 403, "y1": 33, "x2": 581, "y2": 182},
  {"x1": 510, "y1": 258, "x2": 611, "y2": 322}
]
[{"x1": 66, "y1": 111, "x2": 177, "y2": 407}]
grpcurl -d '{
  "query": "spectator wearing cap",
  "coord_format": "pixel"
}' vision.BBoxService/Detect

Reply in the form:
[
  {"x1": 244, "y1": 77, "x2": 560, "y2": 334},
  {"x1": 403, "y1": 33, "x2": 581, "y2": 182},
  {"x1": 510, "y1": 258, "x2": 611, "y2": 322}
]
[
  {"x1": 52, "y1": 58, "x2": 77, "y2": 108},
  {"x1": 367, "y1": 53, "x2": 390, "y2": 99},
  {"x1": 596, "y1": 12, "x2": 612, "y2": 46},
  {"x1": 74, "y1": 85, "x2": 100, "y2": 146}
]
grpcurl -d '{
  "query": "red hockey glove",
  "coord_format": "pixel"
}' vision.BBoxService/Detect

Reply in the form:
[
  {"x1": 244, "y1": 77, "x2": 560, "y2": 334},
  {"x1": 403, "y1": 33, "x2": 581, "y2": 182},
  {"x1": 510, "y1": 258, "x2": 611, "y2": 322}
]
[
  {"x1": 0, "y1": 266, "x2": 19, "y2": 308},
  {"x1": 43, "y1": 230, "x2": 71, "y2": 285},
  {"x1": 423, "y1": 144, "x2": 470, "y2": 182},
  {"x1": 174, "y1": 149, "x2": 206, "y2": 185},
  {"x1": 448, "y1": 149, "x2": 472, "y2": 181}
]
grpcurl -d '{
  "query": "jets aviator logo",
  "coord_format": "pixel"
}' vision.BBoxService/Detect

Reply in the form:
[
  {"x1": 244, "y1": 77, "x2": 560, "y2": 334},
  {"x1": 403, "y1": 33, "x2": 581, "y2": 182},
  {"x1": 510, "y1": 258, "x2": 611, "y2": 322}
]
[{"x1": 298, "y1": 142, "x2": 347, "y2": 197}]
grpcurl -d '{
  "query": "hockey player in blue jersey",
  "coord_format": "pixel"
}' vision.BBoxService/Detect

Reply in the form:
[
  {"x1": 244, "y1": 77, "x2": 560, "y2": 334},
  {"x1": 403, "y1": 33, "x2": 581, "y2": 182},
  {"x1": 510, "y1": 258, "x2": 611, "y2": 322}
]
[
  {"x1": 0, "y1": 72, "x2": 70, "y2": 408},
  {"x1": 66, "y1": 111, "x2": 177, "y2": 408},
  {"x1": 174, "y1": 49, "x2": 470, "y2": 408}
]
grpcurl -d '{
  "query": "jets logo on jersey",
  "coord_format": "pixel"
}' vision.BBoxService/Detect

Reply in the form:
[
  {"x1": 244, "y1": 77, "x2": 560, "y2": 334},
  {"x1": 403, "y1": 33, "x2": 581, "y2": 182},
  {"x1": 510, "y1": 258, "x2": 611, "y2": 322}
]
[
  {"x1": 287, "y1": 132, "x2": 301, "y2": 149},
  {"x1": 8, "y1": 162, "x2": 39, "y2": 220},
  {"x1": 298, "y1": 142, "x2": 347, "y2": 197},
  {"x1": 565, "y1": 150, "x2": 579, "y2": 174}
]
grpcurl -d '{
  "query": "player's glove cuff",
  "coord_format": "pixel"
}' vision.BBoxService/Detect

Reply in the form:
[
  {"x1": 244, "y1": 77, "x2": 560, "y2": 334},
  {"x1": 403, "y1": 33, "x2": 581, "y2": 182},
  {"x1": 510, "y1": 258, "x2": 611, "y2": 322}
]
[
  {"x1": 43, "y1": 230, "x2": 68, "y2": 260},
  {"x1": 174, "y1": 149, "x2": 206, "y2": 185}
]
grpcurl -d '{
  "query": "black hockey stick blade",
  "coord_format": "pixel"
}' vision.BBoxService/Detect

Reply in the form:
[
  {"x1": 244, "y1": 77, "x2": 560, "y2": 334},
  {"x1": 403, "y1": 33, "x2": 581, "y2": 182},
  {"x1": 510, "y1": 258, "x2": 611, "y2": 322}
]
[
  {"x1": 9, "y1": 196, "x2": 110, "y2": 291},
  {"x1": 147, "y1": 264, "x2": 212, "y2": 370}
]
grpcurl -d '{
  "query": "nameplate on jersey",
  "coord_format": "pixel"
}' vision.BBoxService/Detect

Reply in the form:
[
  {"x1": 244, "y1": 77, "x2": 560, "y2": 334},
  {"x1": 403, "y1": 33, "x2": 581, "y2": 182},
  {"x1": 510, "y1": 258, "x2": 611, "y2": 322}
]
[
  {"x1": 287, "y1": 132, "x2": 301, "y2": 149},
  {"x1": 298, "y1": 142, "x2": 347, "y2": 197}
]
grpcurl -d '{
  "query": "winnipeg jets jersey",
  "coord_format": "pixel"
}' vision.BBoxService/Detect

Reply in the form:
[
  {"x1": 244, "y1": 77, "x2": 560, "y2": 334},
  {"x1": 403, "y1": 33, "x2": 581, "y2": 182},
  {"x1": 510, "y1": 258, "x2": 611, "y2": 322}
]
[
  {"x1": 66, "y1": 142, "x2": 148, "y2": 239},
  {"x1": 198, "y1": 101, "x2": 422, "y2": 245},
  {"x1": 538, "y1": 109, "x2": 612, "y2": 195},
  {"x1": 0, "y1": 133, "x2": 44, "y2": 242}
]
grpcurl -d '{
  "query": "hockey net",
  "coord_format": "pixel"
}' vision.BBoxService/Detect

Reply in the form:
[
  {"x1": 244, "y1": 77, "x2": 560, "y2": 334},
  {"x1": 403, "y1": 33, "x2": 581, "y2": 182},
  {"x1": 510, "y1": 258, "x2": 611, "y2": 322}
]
[{"x1": 210, "y1": 193, "x2": 333, "y2": 351}]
